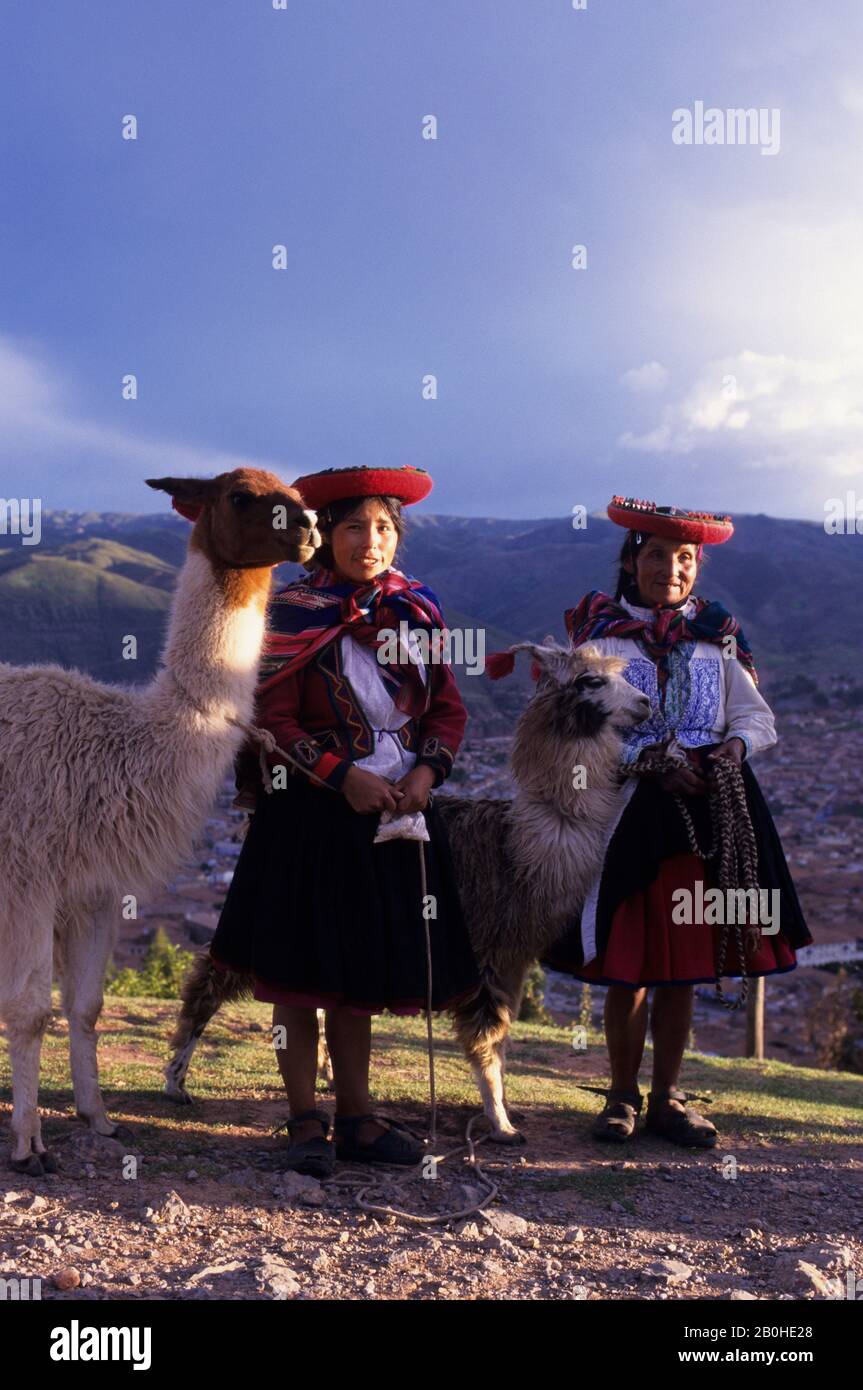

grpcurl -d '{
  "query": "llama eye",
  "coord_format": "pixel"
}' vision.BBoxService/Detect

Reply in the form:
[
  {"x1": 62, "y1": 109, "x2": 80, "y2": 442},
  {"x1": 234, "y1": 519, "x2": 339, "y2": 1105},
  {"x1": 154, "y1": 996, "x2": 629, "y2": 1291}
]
[
  {"x1": 229, "y1": 492, "x2": 254, "y2": 508},
  {"x1": 575, "y1": 675, "x2": 604, "y2": 691}
]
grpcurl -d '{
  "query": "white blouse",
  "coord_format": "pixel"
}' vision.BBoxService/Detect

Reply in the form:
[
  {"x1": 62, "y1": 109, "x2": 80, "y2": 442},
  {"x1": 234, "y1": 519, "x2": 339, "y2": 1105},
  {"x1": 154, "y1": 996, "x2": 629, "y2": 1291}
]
[
  {"x1": 573, "y1": 595, "x2": 776, "y2": 965},
  {"x1": 588, "y1": 596, "x2": 777, "y2": 762},
  {"x1": 339, "y1": 632, "x2": 428, "y2": 782}
]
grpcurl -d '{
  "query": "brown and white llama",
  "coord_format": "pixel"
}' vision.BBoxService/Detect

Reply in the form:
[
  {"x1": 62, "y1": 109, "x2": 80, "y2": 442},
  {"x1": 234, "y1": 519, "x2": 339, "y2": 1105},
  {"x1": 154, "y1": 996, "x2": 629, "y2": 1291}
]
[
  {"x1": 164, "y1": 640, "x2": 649, "y2": 1142},
  {"x1": 0, "y1": 469, "x2": 319, "y2": 1174}
]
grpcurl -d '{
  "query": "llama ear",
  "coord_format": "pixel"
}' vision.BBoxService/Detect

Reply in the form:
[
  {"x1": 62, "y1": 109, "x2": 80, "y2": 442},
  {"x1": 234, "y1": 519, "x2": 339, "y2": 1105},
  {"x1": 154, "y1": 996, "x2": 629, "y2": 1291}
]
[
  {"x1": 496, "y1": 640, "x2": 568, "y2": 683},
  {"x1": 146, "y1": 476, "x2": 221, "y2": 523},
  {"x1": 145, "y1": 476, "x2": 221, "y2": 503}
]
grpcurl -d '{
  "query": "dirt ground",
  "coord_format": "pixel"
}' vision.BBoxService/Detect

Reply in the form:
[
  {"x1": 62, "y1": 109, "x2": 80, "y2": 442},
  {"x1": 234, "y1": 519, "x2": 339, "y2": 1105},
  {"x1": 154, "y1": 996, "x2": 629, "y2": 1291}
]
[{"x1": 3, "y1": 1048, "x2": 861, "y2": 1303}]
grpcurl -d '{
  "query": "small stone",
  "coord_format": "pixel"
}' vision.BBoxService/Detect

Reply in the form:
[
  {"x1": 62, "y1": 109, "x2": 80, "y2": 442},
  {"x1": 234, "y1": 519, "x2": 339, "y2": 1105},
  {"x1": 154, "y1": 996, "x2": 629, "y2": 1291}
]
[
  {"x1": 52, "y1": 1266, "x2": 81, "y2": 1291},
  {"x1": 646, "y1": 1259, "x2": 694, "y2": 1286},
  {"x1": 256, "y1": 1257, "x2": 301, "y2": 1300},
  {"x1": 729, "y1": 1290, "x2": 758, "y2": 1300},
  {"x1": 32, "y1": 1234, "x2": 61, "y2": 1253},
  {"x1": 144, "y1": 1190, "x2": 190, "y2": 1226},
  {"x1": 565, "y1": 1227, "x2": 586, "y2": 1244},
  {"x1": 483, "y1": 1210, "x2": 529, "y2": 1240},
  {"x1": 277, "y1": 1171, "x2": 325, "y2": 1207},
  {"x1": 456, "y1": 1220, "x2": 482, "y2": 1240}
]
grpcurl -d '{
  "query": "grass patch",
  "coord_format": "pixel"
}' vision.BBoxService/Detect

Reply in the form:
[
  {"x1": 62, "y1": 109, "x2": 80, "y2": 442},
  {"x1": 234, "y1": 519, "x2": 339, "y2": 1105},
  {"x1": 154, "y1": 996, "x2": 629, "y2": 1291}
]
[{"x1": 1, "y1": 997, "x2": 861, "y2": 1157}]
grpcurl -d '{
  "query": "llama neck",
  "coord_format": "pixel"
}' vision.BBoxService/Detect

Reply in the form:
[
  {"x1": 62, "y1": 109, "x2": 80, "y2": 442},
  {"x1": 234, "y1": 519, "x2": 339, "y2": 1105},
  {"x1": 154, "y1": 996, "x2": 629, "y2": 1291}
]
[
  {"x1": 509, "y1": 726, "x2": 624, "y2": 856},
  {"x1": 151, "y1": 549, "x2": 271, "y2": 724}
]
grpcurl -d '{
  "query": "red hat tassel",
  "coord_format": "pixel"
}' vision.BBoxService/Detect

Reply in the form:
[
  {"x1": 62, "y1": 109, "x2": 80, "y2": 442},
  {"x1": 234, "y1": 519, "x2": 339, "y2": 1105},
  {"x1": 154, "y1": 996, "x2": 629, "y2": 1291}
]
[{"x1": 485, "y1": 649, "x2": 517, "y2": 681}]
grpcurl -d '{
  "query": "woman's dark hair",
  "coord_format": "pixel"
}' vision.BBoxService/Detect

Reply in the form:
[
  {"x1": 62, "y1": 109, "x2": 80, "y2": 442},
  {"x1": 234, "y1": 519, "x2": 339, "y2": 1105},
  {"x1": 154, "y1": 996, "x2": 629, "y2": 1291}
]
[
  {"x1": 613, "y1": 534, "x2": 707, "y2": 601},
  {"x1": 304, "y1": 494, "x2": 406, "y2": 573}
]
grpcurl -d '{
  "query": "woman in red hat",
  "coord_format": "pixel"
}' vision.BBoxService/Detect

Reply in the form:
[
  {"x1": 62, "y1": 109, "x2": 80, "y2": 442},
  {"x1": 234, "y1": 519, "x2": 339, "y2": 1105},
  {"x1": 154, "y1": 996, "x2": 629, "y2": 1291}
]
[
  {"x1": 543, "y1": 498, "x2": 812, "y2": 1147},
  {"x1": 209, "y1": 466, "x2": 480, "y2": 1175}
]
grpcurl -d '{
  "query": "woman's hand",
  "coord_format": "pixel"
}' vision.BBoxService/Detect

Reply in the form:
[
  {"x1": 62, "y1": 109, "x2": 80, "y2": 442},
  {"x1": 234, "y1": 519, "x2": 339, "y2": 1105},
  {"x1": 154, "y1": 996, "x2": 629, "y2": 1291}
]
[
  {"x1": 342, "y1": 766, "x2": 405, "y2": 815},
  {"x1": 391, "y1": 764, "x2": 436, "y2": 814},
  {"x1": 707, "y1": 736, "x2": 745, "y2": 766},
  {"x1": 637, "y1": 746, "x2": 707, "y2": 797},
  {"x1": 657, "y1": 764, "x2": 707, "y2": 797}
]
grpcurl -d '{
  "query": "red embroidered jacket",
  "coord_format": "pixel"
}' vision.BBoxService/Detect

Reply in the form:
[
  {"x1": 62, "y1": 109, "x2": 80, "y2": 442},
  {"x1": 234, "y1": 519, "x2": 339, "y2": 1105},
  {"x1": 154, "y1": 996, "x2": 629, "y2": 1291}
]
[{"x1": 240, "y1": 632, "x2": 468, "y2": 797}]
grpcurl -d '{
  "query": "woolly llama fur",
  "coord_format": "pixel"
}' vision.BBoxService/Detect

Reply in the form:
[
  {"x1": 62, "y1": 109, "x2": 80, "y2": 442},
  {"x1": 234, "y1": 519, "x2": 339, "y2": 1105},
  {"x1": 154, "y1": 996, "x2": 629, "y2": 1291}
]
[{"x1": 0, "y1": 469, "x2": 318, "y2": 1174}]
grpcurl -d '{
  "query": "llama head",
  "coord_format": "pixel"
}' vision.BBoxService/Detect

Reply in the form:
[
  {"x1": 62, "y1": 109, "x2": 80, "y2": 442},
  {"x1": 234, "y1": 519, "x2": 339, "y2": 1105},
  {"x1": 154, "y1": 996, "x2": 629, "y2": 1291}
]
[
  {"x1": 507, "y1": 638, "x2": 651, "y2": 798},
  {"x1": 146, "y1": 469, "x2": 321, "y2": 569}
]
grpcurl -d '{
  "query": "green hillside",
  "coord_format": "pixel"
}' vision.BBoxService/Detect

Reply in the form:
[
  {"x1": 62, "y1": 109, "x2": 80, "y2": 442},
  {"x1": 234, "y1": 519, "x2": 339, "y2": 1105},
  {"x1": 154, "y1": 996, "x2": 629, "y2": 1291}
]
[{"x1": 0, "y1": 540, "x2": 173, "y2": 681}]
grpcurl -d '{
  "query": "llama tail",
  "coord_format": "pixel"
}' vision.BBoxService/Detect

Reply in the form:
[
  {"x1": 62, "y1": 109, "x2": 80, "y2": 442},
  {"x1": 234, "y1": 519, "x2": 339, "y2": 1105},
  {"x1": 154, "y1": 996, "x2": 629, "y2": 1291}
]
[
  {"x1": 451, "y1": 977, "x2": 512, "y2": 1069},
  {"x1": 169, "y1": 951, "x2": 251, "y2": 1048},
  {"x1": 164, "y1": 952, "x2": 253, "y2": 1103}
]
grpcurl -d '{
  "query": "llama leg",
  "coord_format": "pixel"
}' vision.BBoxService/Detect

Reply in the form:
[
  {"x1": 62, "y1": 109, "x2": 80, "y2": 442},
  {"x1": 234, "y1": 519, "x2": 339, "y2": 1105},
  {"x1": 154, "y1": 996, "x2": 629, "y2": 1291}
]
[
  {"x1": 0, "y1": 909, "x2": 55, "y2": 1173},
  {"x1": 5, "y1": 998, "x2": 54, "y2": 1172},
  {"x1": 485, "y1": 962, "x2": 530, "y2": 1144},
  {"x1": 58, "y1": 900, "x2": 130, "y2": 1141},
  {"x1": 453, "y1": 979, "x2": 524, "y2": 1144},
  {"x1": 316, "y1": 1008, "x2": 334, "y2": 1090}
]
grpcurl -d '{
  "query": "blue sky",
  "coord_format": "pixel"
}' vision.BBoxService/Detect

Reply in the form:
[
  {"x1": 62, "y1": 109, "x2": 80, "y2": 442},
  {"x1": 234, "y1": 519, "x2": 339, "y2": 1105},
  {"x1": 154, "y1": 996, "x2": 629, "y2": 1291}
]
[{"x1": 1, "y1": 0, "x2": 861, "y2": 519}]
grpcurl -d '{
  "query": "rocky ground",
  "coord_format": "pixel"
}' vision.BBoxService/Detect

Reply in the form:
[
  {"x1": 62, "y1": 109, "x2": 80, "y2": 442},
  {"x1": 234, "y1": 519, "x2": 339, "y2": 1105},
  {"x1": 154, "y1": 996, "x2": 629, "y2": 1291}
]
[{"x1": 3, "y1": 1098, "x2": 861, "y2": 1302}]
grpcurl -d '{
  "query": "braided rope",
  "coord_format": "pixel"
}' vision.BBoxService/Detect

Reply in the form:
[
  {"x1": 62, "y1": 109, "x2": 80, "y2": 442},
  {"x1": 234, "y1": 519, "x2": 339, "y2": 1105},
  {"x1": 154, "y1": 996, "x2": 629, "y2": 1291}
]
[{"x1": 624, "y1": 754, "x2": 761, "y2": 1012}]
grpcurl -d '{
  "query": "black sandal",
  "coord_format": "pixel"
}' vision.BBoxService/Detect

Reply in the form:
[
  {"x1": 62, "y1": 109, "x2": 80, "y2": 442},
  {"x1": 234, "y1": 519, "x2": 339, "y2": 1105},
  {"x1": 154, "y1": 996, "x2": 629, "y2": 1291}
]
[
  {"x1": 645, "y1": 1088, "x2": 718, "y2": 1148},
  {"x1": 584, "y1": 1085, "x2": 643, "y2": 1142},
  {"x1": 272, "y1": 1109, "x2": 335, "y2": 1178},
  {"x1": 334, "y1": 1113, "x2": 425, "y2": 1166}
]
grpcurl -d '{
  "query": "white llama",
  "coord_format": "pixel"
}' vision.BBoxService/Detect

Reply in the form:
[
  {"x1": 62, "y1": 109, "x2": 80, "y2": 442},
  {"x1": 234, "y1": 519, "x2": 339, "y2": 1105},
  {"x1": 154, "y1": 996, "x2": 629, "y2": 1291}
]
[{"x1": 0, "y1": 469, "x2": 318, "y2": 1174}]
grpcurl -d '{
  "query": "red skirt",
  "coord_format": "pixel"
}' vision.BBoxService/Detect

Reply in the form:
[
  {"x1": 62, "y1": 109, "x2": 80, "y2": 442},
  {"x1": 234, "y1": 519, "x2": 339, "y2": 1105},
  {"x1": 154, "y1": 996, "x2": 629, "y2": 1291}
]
[
  {"x1": 542, "y1": 753, "x2": 811, "y2": 989},
  {"x1": 572, "y1": 851, "x2": 799, "y2": 988}
]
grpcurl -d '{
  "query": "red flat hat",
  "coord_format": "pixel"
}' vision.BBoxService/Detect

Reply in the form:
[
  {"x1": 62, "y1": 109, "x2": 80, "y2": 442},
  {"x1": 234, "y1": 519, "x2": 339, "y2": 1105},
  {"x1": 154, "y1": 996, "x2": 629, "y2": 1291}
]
[
  {"x1": 292, "y1": 465, "x2": 433, "y2": 509},
  {"x1": 607, "y1": 496, "x2": 734, "y2": 545}
]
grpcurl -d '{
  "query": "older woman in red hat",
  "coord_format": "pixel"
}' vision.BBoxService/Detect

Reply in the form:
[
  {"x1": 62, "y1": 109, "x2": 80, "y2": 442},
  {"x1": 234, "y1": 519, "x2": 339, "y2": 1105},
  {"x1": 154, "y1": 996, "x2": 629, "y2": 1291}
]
[
  {"x1": 209, "y1": 466, "x2": 479, "y2": 1175},
  {"x1": 543, "y1": 497, "x2": 812, "y2": 1147}
]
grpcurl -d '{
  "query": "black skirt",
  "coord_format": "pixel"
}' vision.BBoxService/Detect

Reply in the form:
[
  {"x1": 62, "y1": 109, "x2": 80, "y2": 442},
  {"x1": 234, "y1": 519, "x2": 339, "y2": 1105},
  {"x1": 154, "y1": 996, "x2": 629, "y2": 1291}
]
[
  {"x1": 209, "y1": 775, "x2": 481, "y2": 1015},
  {"x1": 542, "y1": 747, "x2": 812, "y2": 986}
]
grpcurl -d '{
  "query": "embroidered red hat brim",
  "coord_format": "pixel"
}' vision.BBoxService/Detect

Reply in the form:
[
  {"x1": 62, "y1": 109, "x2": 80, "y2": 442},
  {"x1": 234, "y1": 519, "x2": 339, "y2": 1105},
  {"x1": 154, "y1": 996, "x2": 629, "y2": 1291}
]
[
  {"x1": 292, "y1": 466, "x2": 433, "y2": 509},
  {"x1": 607, "y1": 497, "x2": 734, "y2": 545}
]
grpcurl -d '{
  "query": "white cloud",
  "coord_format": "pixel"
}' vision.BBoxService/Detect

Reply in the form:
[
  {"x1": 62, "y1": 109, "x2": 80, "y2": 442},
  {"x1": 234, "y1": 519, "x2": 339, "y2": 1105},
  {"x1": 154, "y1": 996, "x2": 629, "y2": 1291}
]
[
  {"x1": 620, "y1": 361, "x2": 669, "y2": 394},
  {"x1": 619, "y1": 348, "x2": 863, "y2": 478},
  {"x1": 837, "y1": 75, "x2": 863, "y2": 113}
]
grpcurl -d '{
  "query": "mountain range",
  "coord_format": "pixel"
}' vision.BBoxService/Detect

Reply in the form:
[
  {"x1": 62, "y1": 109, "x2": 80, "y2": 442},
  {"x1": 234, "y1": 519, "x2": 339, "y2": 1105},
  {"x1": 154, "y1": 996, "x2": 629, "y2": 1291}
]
[{"x1": 1, "y1": 509, "x2": 859, "y2": 726}]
